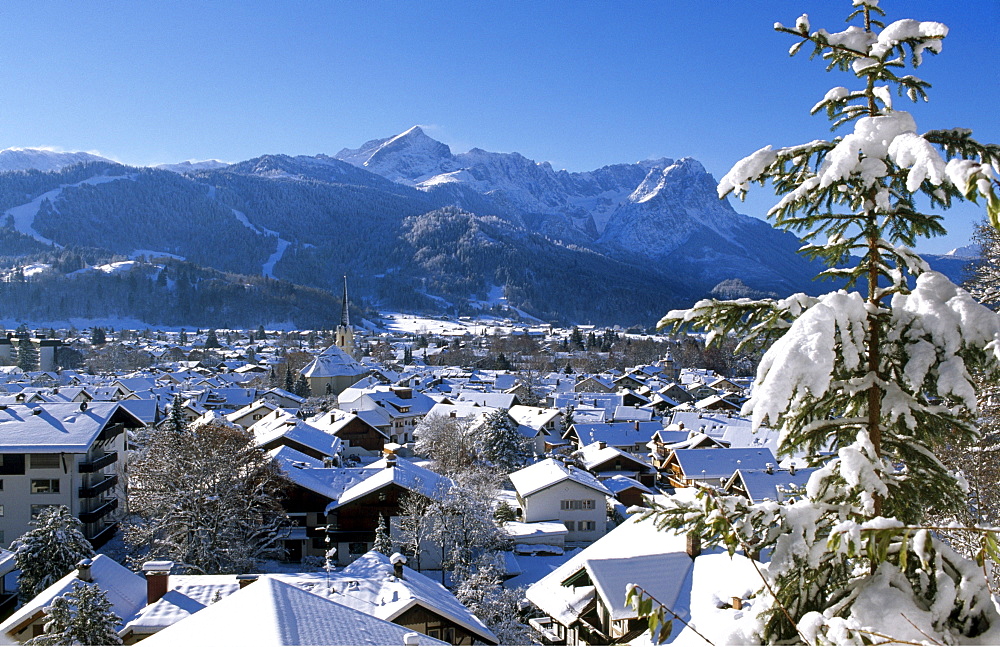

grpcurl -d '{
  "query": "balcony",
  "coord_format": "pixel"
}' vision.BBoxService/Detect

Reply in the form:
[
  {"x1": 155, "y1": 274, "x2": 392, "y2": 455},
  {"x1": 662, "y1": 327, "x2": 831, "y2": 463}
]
[
  {"x1": 79, "y1": 474, "x2": 118, "y2": 499},
  {"x1": 78, "y1": 451, "x2": 118, "y2": 474},
  {"x1": 79, "y1": 498, "x2": 118, "y2": 524},
  {"x1": 86, "y1": 521, "x2": 119, "y2": 549},
  {"x1": 97, "y1": 423, "x2": 124, "y2": 444}
]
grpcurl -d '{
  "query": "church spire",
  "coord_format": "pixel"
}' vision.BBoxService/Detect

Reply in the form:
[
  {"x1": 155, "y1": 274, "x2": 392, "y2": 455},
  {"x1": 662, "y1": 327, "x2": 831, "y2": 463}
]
[{"x1": 340, "y1": 275, "x2": 350, "y2": 328}]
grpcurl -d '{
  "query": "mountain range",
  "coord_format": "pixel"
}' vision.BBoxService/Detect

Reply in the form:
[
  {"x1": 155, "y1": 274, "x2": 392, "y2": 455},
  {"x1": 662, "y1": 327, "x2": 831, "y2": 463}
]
[{"x1": 0, "y1": 130, "x2": 975, "y2": 327}]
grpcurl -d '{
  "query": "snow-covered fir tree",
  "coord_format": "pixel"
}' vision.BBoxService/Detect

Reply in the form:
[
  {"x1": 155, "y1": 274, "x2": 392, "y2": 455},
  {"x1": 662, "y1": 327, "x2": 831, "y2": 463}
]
[
  {"x1": 124, "y1": 422, "x2": 289, "y2": 574},
  {"x1": 25, "y1": 582, "x2": 122, "y2": 646},
  {"x1": 11, "y1": 506, "x2": 95, "y2": 603},
  {"x1": 16, "y1": 335, "x2": 38, "y2": 373},
  {"x1": 477, "y1": 408, "x2": 531, "y2": 473},
  {"x1": 635, "y1": 1, "x2": 1000, "y2": 644},
  {"x1": 373, "y1": 513, "x2": 393, "y2": 556},
  {"x1": 165, "y1": 392, "x2": 187, "y2": 434}
]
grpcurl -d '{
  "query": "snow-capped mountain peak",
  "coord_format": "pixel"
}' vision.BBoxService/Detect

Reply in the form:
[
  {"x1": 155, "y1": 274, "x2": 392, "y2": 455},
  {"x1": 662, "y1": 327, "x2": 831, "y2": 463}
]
[
  {"x1": 0, "y1": 148, "x2": 114, "y2": 173},
  {"x1": 335, "y1": 126, "x2": 455, "y2": 183},
  {"x1": 154, "y1": 159, "x2": 231, "y2": 174}
]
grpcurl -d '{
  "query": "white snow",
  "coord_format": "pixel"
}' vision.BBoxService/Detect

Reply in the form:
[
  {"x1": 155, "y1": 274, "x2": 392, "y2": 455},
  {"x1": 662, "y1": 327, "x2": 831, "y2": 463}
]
[
  {"x1": 261, "y1": 238, "x2": 290, "y2": 279},
  {"x1": 4, "y1": 173, "x2": 135, "y2": 246}
]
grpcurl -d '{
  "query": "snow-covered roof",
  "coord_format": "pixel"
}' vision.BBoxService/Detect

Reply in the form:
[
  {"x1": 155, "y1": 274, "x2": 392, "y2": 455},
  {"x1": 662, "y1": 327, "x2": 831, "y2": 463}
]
[
  {"x1": 503, "y1": 520, "x2": 568, "y2": 540},
  {"x1": 252, "y1": 413, "x2": 342, "y2": 458},
  {"x1": 600, "y1": 474, "x2": 654, "y2": 496},
  {"x1": 570, "y1": 421, "x2": 663, "y2": 447},
  {"x1": 670, "y1": 447, "x2": 778, "y2": 482},
  {"x1": 0, "y1": 555, "x2": 147, "y2": 639},
  {"x1": 508, "y1": 405, "x2": 560, "y2": 431},
  {"x1": 337, "y1": 551, "x2": 497, "y2": 644},
  {"x1": 270, "y1": 446, "x2": 374, "y2": 501},
  {"x1": 329, "y1": 456, "x2": 455, "y2": 510},
  {"x1": 510, "y1": 458, "x2": 612, "y2": 499},
  {"x1": 0, "y1": 402, "x2": 141, "y2": 453},
  {"x1": 730, "y1": 467, "x2": 816, "y2": 503},
  {"x1": 573, "y1": 441, "x2": 653, "y2": 472},
  {"x1": 140, "y1": 576, "x2": 446, "y2": 646},
  {"x1": 300, "y1": 345, "x2": 368, "y2": 379},
  {"x1": 526, "y1": 515, "x2": 691, "y2": 627}
]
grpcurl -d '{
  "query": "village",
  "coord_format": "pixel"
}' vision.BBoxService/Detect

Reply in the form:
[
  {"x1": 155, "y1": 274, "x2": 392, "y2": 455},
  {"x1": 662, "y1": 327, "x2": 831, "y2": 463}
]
[{"x1": 0, "y1": 299, "x2": 789, "y2": 646}]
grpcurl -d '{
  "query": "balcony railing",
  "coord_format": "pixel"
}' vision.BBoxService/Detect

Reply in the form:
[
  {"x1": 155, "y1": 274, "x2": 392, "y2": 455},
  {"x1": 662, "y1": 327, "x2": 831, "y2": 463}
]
[
  {"x1": 87, "y1": 521, "x2": 119, "y2": 549},
  {"x1": 78, "y1": 451, "x2": 118, "y2": 473},
  {"x1": 79, "y1": 474, "x2": 118, "y2": 499},
  {"x1": 97, "y1": 423, "x2": 125, "y2": 444},
  {"x1": 79, "y1": 498, "x2": 118, "y2": 524}
]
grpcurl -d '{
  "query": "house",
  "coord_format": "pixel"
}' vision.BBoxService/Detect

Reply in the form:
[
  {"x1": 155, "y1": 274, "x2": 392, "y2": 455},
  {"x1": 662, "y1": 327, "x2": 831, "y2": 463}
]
[
  {"x1": 571, "y1": 441, "x2": 656, "y2": 488},
  {"x1": 0, "y1": 402, "x2": 144, "y2": 549},
  {"x1": 509, "y1": 458, "x2": 612, "y2": 545},
  {"x1": 566, "y1": 421, "x2": 662, "y2": 455},
  {"x1": 310, "y1": 409, "x2": 389, "y2": 456},
  {"x1": 325, "y1": 455, "x2": 455, "y2": 566},
  {"x1": 285, "y1": 551, "x2": 498, "y2": 645},
  {"x1": 525, "y1": 513, "x2": 696, "y2": 645},
  {"x1": 573, "y1": 376, "x2": 616, "y2": 394},
  {"x1": 0, "y1": 332, "x2": 61, "y2": 372},
  {"x1": 338, "y1": 386, "x2": 436, "y2": 444},
  {"x1": 724, "y1": 465, "x2": 815, "y2": 503},
  {"x1": 0, "y1": 555, "x2": 147, "y2": 643},
  {"x1": 299, "y1": 345, "x2": 369, "y2": 397},
  {"x1": 250, "y1": 412, "x2": 342, "y2": 461},
  {"x1": 600, "y1": 475, "x2": 654, "y2": 508},
  {"x1": 661, "y1": 447, "x2": 778, "y2": 489},
  {"x1": 225, "y1": 399, "x2": 284, "y2": 429}
]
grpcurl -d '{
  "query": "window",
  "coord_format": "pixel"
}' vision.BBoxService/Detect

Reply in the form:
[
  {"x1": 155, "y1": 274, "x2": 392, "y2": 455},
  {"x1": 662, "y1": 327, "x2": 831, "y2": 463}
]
[
  {"x1": 348, "y1": 542, "x2": 367, "y2": 555},
  {"x1": 560, "y1": 499, "x2": 596, "y2": 510},
  {"x1": 0, "y1": 504, "x2": 4, "y2": 516},
  {"x1": 30, "y1": 504, "x2": 56, "y2": 517},
  {"x1": 29, "y1": 454, "x2": 60, "y2": 469},
  {"x1": 443, "y1": 627, "x2": 455, "y2": 644},
  {"x1": 428, "y1": 629, "x2": 441, "y2": 640},
  {"x1": 0, "y1": 479, "x2": 3, "y2": 491},
  {"x1": 578, "y1": 521, "x2": 596, "y2": 532},
  {"x1": 30, "y1": 479, "x2": 60, "y2": 494}
]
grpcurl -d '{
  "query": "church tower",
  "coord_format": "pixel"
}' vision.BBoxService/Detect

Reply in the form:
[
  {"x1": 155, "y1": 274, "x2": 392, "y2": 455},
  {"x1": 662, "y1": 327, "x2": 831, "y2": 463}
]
[{"x1": 334, "y1": 275, "x2": 356, "y2": 357}]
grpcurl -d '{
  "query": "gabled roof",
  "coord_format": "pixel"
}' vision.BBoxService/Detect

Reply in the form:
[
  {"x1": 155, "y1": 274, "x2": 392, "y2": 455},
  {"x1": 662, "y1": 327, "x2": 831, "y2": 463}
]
[
  {"x1": 572, "y1": 442, "x2": 653, "y2": 473},
  {"x1": 569, "y1": 421, "x2": 662, "y2": 447},
  {"x1": 0, "y1": 402, "x2": 143, "y2": 453},
  {"x1": 270, "y1": 446, "x2": 374, "y2": 501},
  {"x1": 526, "y1": 514, "x2": 691, "y2": 627},
  {"x1": 329, "y1": 456, "x2": 455, "y2": 510},
  {"x1": 728, "y1": 467, "x2": 816, "y2": 503},
  {"x1": 251, "y1": 413, "x2": 342, "y2": 458},
  {"x1": 669, "y1": 447, "x2": 778, "y2": 482},
  {"x1": 140, "y1": 577, "x2": 445, "y2": 646},
  {"x1": 510, "y1": 458, "x2": 612, "y2": 499},
  {"x1": 331, "y1": 551, "x2": 498, "y2": 644}
]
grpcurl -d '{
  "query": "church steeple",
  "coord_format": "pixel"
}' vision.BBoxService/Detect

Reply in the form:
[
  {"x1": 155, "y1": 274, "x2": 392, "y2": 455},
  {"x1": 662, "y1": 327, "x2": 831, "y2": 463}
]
[
  {"x1": 340, "y1": 275, "x2": 350, "y2": 328},
  {"x1": 335, "y1": 275, "x2": 355, "y2": 357}
]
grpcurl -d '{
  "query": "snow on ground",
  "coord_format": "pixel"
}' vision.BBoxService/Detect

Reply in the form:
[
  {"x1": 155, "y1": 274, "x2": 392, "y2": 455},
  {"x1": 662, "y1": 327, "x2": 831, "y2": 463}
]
[
  {"x1": 93, "y1": 261, "x2": 144, "y2": 274},
  {"x1": 130, "y1": 249, "x2": 186, "y2": 261},
  {"x1": 262, "y1": 238, "x2": 291, "y2": 279},
  {"x1": 21, "y1": 263, "x2": 51, "y2": 278},
  {"x1": 4, "y1": 173, "x2": 135, "y2": 246}
]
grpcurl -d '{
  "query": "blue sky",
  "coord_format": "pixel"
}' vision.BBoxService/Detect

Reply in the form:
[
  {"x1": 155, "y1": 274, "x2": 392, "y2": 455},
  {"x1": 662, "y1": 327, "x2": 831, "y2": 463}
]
[{"x1": 0, "y1": 0, "x2": 995, "y2": 253}]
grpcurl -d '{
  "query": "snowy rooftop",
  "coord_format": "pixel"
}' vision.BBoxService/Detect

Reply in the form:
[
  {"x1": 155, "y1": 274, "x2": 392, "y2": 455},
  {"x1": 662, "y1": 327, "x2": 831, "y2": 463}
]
[
  {"x1": 670, "y1": 447, "x2": 778, "y2": 482},
  {"x1": 329, "y1": 456, "x2": 455, "y2": 510},
  {"x1": 0, "y1": 402, "x2": 138, "y2": 453},
  {"x1": 510, "y1": 458, "x2": 612, "y2": 498},
  {"x1": 140, "y1": 576, "x2": 448, "y2": 646},
  {"x1": 299, "y1": 345, "x2": 368, "y2": 379},
  {"x1": 526, "y1": 515, "x2": 691, "y2": 627}
]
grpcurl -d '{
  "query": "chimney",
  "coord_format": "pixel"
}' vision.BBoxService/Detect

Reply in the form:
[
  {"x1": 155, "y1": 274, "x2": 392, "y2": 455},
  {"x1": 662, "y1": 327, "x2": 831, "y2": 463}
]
[
  {"x1": 385, "y1": 453, "x2": 397, "y2": 468},
  {"x1": 789, "y1": 463, "x2": 797, "y2": 476},
  {"x1": 634, "y1": 420, "x2": 639, "y2": 431},
  {"x1": 598, "y1": 441, "x2": 606, "y2": 450},
  {"x1": 765, "y1": 463, "x2": 774, "y2": 475},
  {"x1": 142, "y1": 561, "x2": 174, "y2": 604},
  {"x1": 403, "y1": 632, "x2": 421, "y2": 646},
  {"x1": 76, "y1": 558, "x2": 93, "y2": 583},
  {"x1": 390, "y1": 553, "x2": 407, "y2": 579},
  {"x1": 236, "y1": 574, "x2": 259, "y2": 589},
  {"x1": 686, "y1": 532, "x2": 701, "y2": 558}
]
